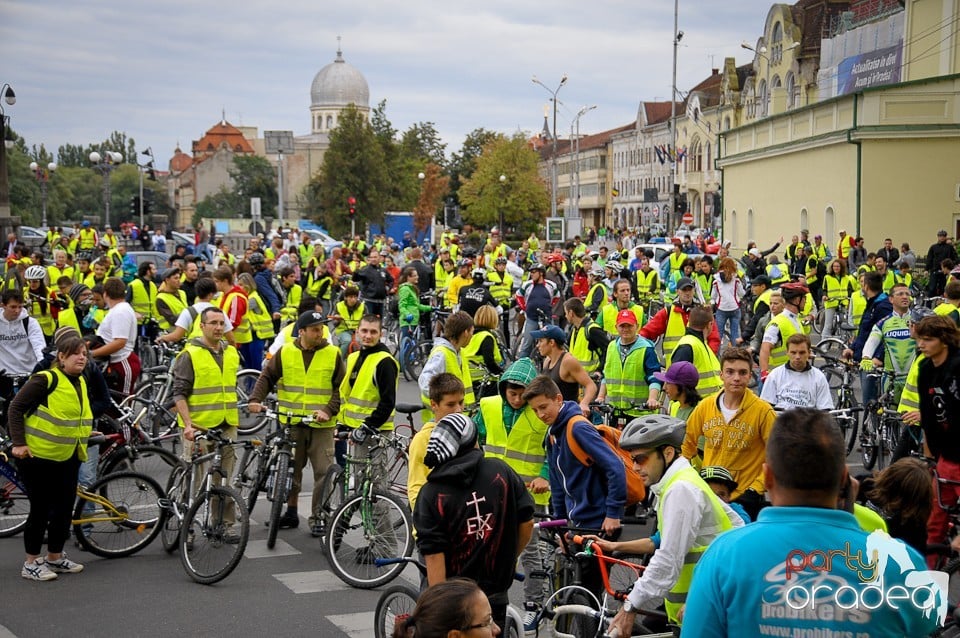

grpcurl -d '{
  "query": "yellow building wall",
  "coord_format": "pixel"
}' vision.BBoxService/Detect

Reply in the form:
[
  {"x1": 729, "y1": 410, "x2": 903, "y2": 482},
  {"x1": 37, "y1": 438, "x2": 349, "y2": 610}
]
[
  {"x1": 861, "y1": 137, "x2": 960, "y2": 249},
  {"x1": 722, "y1": 142, "x2": 857, "y2": 253},
  {"x1": 904, "y1": 0, "x2": 960, "y2": 81}
]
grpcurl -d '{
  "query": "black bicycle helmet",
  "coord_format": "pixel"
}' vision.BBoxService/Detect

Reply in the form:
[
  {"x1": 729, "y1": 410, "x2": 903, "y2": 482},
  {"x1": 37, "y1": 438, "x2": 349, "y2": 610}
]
[
  {"x1": 247, "y1": 252, "x2": 265, "y2": 267},
  {"x1": 620, "y1": 414, "x2": 686, "y2": 451},
  {"x1": 529, "y1": 263, "x2": 546, "y2": 273}
]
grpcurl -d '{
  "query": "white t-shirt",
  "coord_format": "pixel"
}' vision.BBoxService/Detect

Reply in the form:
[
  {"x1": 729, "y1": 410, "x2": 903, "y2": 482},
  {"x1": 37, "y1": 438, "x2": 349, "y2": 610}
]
[
  {"x1": 97, "y1": 301, "x2": 137, "y2": 363},
  {"x1": 174, "y1": 301, "x2": 234, "y2": 333},
  {"x1": 718, "y1": 394, "x2": 740, "y2": 423},
  {"x1": 759, "y1": 364, "x2": 834, "y2": 410}
]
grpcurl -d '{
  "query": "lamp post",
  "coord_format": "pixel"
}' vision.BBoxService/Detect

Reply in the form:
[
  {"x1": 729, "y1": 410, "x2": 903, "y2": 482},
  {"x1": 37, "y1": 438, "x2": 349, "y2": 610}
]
[
  {"x1": 498, "y1": 174, "x2": 506, "y2": 235},
  {"x1": 669, "y1": 0, "x2": 681, "y2": 233},
  {"x1": 89, "y1": 150, "x2": 123, "y2": 228},
  {"x1": 0, "y1": 83, "x2": 15, "y2": 216},
  {"x1": 139, "y1": 147, "x2": 155, "y2": 228},
  {"x1": 571, "y1": 105, "x2": 596, "y2": 222},
  {"x1": 29, "y1": 161, "x2": 57, "y2": 228},
  {"x1": 532, "y1": 74, "x2": 567, "y2": 220}
]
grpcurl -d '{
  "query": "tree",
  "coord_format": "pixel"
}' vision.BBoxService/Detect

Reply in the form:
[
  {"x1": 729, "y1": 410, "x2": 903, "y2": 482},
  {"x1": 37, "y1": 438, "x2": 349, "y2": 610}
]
[
  {"x1": 458, "y1": 134, "x2": 549, "y2": 234},
  {"x1": 414, "y1": 163, "x2": 449, "y2": 235},
  {"x1": 229, "y1": 155, "x2": 278, "y2": 217},
  {"x1": 304, "y1": 106, "x2": 390, "y2": 238},
  {"x1": 195, "y1": 186, "x2": 244, "y2": 226},
  {"x1": 448, "y1": 128, "x2": 501, "y2": 206},
  {"x1": 400, "y1": 122, "x2": 446, "y2": 169}
]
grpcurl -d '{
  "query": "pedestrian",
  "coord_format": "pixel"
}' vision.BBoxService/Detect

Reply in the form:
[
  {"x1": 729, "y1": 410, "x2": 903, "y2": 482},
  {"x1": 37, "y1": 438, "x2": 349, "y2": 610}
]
[{"x1": 395, "y1": 578, "x2": 499, "y2": 638}]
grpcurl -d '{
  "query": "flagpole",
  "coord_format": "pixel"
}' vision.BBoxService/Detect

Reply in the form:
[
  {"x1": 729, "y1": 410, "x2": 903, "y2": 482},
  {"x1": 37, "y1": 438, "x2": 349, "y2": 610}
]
[{"x1": 670, "y1": 0, "x2": 680, "y2": 233}]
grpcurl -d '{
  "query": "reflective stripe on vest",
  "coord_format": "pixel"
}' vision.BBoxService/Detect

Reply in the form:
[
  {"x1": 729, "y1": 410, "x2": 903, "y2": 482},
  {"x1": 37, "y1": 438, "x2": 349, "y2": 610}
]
[
  {"x1": 221, "y1": 290, "x2": 252, "y2": 344},
  {"x1": 276, "y1": 342, "x2": 339, "y2": 426},
  {"x1": 335, "y1": 300, "x2": 364, "y2": 332},
  {"x1": 480, "y1": 396, "x2": 551, "y2": 506},
  {"x1": 156, "y1": 290, "x2": 187, "y2": 331},
  {"x1": 129, "y1": 278, "x2": 157, "y2": 324},
  {"x1": 656, "y1": 465, "x2": 734, "y2": 623},
  {"x1": 23, "y1": 369, "x2": 92, "y2": 462},
  {"x1": 662, "y1": 308, "x2": 687, "y2": 360},
  {"x1": 178, "y1": 344, "x2": 240, "y2": 429},
  {"x1": 420, "y1": 344, "x2": 476, "y2": 409},
  {"x1": 247, "y1": 292, "x2": 275, "y2": 339},
  {"x1": 768, "y1": 313, "x2": 801, "y2": 369},
  {"x1": 340, "y1": 350, "x2": 398, "y2": 430},
  {"x1": 603, "y1": 338, "x2": 652, "y2": 412},
  {"x1": 570, "y1": 321, "x2": 600, "y2": 372},
  {"x1": 669, "y1": 334, "x2": 722, "y2": 396}
]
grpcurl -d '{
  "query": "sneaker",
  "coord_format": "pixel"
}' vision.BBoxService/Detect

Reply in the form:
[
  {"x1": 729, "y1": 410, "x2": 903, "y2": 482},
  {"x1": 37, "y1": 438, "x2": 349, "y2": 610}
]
[
  {"x1": 44, "y1": 554, "x2": 84, "y2": 574},
  {"x1": 21, "y1": 560, "x2": 57, "y2": 581},
  {"x1": 222, "y1": 528, "x2": 242, "y2": 545},
  {"x1": 278, "y1": 511, "x2": 299, "y2": 529},
  {"x1": 522, "y1": 603, "x2": 540, "y2": 633}
]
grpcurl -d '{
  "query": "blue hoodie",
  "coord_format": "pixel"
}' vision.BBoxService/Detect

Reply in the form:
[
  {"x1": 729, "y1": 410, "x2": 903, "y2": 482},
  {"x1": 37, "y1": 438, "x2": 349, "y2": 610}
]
[{"x1": 546, "y1": 400, "x2": 626, "y2": 528}]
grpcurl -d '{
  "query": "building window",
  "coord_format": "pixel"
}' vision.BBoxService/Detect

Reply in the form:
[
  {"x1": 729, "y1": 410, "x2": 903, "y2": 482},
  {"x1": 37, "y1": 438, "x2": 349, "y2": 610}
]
[
  {"x1": 824, "y1": 206, "x2": 835, "y2": 241},
  {"x1": 800, "y1": 208, "x2": 808, "y2": 231},
  {"x1": 326, "y1": 115, "x2": 333, "y2": 129},
  {"x1": 747, "y1": 208, "x2": 755, "y2": 242},
  {"x1": 786, "y1": 72, "x2": 797, "y2": 109},
  {"x1": 772, "y1": 22, "x2": 783, "y2": 63},
  {"x1": 730, "y1": 210, "x2": 738, "y2": 247},
  {"x1": 689, "y1": 138, "x2": 702, "y2": 173},
  {"x1": 723, "y1": 116, "x2": 731, "y2": 131}
]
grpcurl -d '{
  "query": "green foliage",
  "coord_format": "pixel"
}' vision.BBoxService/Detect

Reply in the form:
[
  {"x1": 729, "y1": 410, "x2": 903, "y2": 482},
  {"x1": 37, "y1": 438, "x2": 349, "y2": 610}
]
[
  {"x1": 400, "y1": 122, "x2": 446, "y2": 169},
  {"x1": 195, "y1": 186, "x2": 244, "y2": 226},
  {"x1": 228, "y1": 155, "x2": 278, "y2": 216},
  {"x1": 449, "y1": 128, "x2": 501, "y2": 206},
  {"x1": 457, "y1": 134, "x2": 549, "y2": 234}
]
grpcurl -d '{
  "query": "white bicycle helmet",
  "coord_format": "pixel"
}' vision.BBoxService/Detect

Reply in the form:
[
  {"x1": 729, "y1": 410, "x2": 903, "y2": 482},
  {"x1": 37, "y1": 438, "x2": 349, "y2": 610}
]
[
  {"x1": 25, "y1": 265, "x2": 47, "y2": 281},
  {"x1": 620, "y1": 414, "x2": 687, "y2": 451},
  {"x1": 589, "y1": 266, "x2": 605, "y2": 278}
]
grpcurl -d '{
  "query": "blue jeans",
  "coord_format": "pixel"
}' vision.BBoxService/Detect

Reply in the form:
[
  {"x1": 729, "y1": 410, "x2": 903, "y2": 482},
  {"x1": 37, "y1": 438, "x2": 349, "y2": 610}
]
[
  {"x1": 715, "y1": 308, "x2": 741, "y2": 344},
  {"x1": 517, "y1": 314, "x2": 539, "y2": 359}
]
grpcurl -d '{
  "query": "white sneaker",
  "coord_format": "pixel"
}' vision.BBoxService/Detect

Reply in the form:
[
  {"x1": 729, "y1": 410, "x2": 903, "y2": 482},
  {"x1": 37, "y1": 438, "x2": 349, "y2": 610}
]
[
  {"x1": 44, "y1": 553, "x2": 84, "y2": 574},
  {"x1": 21, "y1": 560, "x2": 58, "y2": 581}
]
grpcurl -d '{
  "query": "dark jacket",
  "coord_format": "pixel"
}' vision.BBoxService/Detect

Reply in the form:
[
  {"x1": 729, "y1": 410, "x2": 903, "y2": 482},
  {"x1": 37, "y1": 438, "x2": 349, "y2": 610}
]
[
  {"x1": 851, "y1": 292, "x2": 892, "y2": 361},
  {"x1": 352, "y1": 264, "x2": 392, "y2": 302},
  {"x1": 414, "y1": 448, "x2": 534, "y2": 598},
  {"x1": 254, "y1": 268, "x2": 280, "y2": 314}
]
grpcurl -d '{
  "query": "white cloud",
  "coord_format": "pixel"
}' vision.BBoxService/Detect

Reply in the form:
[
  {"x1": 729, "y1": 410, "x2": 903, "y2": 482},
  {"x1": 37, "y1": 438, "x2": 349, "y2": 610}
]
[{"x1": 2, "y1": 0, "x2": 769, "y2": 162}]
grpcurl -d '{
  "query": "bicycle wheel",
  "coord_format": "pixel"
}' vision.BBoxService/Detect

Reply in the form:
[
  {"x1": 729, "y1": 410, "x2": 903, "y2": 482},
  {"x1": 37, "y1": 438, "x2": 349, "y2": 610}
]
[
  {"x1": 834, "y1": 396, "x2": 859, "y2": 455},
  {"x1": 317, "y1": 464, "x2": 345, "y2": 551},
  {"x1": 73, "y1": 471, "x2": 164, "y2": 558},
  {"x1": 813, "y1": 338, "x2": 846, "y2": 364},
  {"x1": 236, "y1": 369, "x2": 271, "y2": 436},
  {"x1": 0, "y1": 464, "x2": 29, "y2": 538},
  {"x1": 553, "y1": 587, "x2": 600, "y2": 637},
  {"x1": 100, "y1": 444, "x2": 179, "y2": 486},
  {"x1": 374, "y1": 583, "x2": 419, "y2": 638},
  {"x1": 399, "y1": 337, "x2": 416, "y2": 383},
  {"x1": 266, "y1": 452, "x2": 289, "y2": 549},
  {"x1": 325, "y1": 490, "x2": 414, "y2": 589},
  {"x1": 233, "y1": 444, "x2": 267, "y2": 514},
  {"x1": 161, "y1": 464, "x2": 189, "y2": 553},
  {"x1": 179, "y1": 485, "x2": 249, "y2": 585},
  {"x1": 121, "y1": 387, "x2": 178, "y2": 442},
  {"x1": 877, "y1": 415, "x2": 900, "y2": 471},
  {"x1": 861, "y1": 409, "x2": 880, "y2": 471}
]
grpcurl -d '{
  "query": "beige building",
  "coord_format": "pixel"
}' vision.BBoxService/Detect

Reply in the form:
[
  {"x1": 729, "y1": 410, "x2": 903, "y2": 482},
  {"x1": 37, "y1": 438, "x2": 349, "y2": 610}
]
[{"x1": 718, "y1": 0, "x2": 960, "y2": 255}]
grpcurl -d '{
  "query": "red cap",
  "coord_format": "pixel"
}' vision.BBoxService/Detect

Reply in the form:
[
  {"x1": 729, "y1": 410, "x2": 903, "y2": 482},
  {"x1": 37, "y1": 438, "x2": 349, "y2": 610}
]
[{"x1": 616, "y1": 309, "x2": 638, "y2": 326}]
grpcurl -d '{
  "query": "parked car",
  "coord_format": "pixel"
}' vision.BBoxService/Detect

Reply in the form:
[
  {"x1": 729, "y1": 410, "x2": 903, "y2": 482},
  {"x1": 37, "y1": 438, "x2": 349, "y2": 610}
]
[
  {"x1": 126, "y1": 251, "x2": 170, "y2": 272},
  {"x1": 17, "y1": 226, "x2": 47, "y2": 251},
  {"x1": 170, "y1": 231, "x2": 215, "y2": 258},
  {"x1": 301, "y1": 229, "x2": 343, "y2": 253},
  {"x1": 631, "y1": 243, "x2": 671, "y2": 270}
]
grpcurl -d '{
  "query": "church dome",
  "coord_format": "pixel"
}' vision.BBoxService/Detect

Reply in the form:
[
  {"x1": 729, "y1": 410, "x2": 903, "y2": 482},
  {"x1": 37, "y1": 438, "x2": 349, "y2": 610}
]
[{"x1": 310, "y1": 48, "x2": 369, "y2": 109}]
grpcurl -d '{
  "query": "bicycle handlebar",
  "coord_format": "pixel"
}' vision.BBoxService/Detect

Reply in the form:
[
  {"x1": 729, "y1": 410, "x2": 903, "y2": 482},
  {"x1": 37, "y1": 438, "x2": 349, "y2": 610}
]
[{"x1": 533, "y1": 518, "x2": 568, "y2": 530}]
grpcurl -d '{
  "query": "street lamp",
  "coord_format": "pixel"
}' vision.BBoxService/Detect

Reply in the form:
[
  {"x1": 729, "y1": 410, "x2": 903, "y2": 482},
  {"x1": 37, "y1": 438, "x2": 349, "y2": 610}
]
[
  {"x1": 89, "y1": 150, "x2": 124, "y2": 228},
  {"x1": 742, "y1": 41, "x2": 799, "y2": 116},
  {"x1": 139, "y1": 147, "x2": 155, "y2": 228},
  {"x1": 532, "y1": 74, "x2": 567, "y2": 220},
  {"x1": 29, "y1": 161, "x2": 57, "y2": 228},
  {"x1": 571, "y1": 105, "x2": 596, "y2": 222},
  {"x1": 498, "y1": 174, "x2": 506, "y2": 235},
  {"x1": 0, "y1": 83, "x2": 16, "y2": 216},
  {"x1": 669, "y1": 0, "x2": 681, "y2": 233}
]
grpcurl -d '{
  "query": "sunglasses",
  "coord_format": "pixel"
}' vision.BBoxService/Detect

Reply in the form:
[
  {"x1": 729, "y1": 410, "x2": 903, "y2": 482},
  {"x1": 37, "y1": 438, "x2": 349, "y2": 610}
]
[{"x1": 630, "y1": 452, "x2": 650, "y2": 465}]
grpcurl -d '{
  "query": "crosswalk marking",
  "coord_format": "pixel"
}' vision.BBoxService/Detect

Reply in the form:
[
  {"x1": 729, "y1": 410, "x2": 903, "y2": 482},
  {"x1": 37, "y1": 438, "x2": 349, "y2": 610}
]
[
  {"x1": 273, "y1": 569, "x2": 351, "y2": 594},
  {"x1": 327, "y1": 612, "x2": 374, "y2": 637},
  {"x1": 245, "y1": 538, "x2": 302, "y2": 559}
]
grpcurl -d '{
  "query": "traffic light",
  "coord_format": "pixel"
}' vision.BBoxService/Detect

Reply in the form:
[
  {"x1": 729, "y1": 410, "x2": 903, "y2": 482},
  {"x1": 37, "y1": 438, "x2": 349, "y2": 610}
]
[
  {"x1": 130, "y1": 195, "x2": 140, "y2": 217},
  {"x1": 145, "y1": 161, "x2": 156, "y2": 181},
  {"x1": 144, "y1": 192, "x2": 153, "y2": 215},
  {"x1": 348, "y1": 196, "x2": 356, "y2": 217}
]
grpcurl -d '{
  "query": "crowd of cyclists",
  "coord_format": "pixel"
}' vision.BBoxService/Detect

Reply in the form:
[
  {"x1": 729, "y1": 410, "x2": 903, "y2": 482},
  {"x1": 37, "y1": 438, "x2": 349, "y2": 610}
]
[{"x1": 3, "y1": 219, "x2": 960, "y2": 637}]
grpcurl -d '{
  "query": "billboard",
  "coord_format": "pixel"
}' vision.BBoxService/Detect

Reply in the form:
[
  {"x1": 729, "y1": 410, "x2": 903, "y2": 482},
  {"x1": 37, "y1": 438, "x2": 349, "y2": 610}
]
[{"x1": 837, "y1": 41, "x2": 902, "y2": 96}]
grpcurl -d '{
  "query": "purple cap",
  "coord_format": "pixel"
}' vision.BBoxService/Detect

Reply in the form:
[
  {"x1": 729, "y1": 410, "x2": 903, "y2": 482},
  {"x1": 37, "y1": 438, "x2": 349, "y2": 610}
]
[{"x1": 654, "y1": 361, "x2": 700, "y2": 387}]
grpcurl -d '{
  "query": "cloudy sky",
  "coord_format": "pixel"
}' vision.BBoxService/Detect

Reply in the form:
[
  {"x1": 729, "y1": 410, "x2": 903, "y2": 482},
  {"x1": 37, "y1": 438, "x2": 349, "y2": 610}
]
[{"x1": 2, "y1": 0, "x2": 770, "y2": 167}]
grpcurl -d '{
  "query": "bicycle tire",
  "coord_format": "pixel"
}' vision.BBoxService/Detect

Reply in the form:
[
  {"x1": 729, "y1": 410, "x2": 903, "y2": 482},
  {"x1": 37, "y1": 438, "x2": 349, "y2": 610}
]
[
  {"x1": 813, "y1": 338, "x2": 846, "y2": 365},
  {"x1": 861, "y1": 409, "x2": 880, "y2": 471},
  {"x1": 0, "y1": 464, "x2": 30, "y2": 538},
  {"x1": 835, "y1": 395, "x2": 860, "y2": 455},
  {"x1": 374, "y1": 582, "x2": 419, "y2": 638},
  {"x1": 553, "y1": 587, "x2": 600, "y2": 637},
  {"x1": 179, "y1": 485, "x2": 249, "y2": 585},
  {"x1": 161, "y1": 464, "x2": 189, "y2": 553},
  {"x1": 267, "y1": 452, "x2": 289, "y2": 549},
  {"x1": 877, "y1": 414, "x2": 900, "y2": 471},
  {"x1": 317, "y1": 464, "x2": 345, "y2": 552},
  {"x1": 325, "y1": 490, "x2": 414, "y2": 589},
  {"x1": 73, "y1": 471, "x2": 164, "y2": 558},
  {"x1": 399, "y1": 337, "x2": 416, "y2": 383},
  {"x1": 120, "y1": 385, "x2": 178, "y2": 442},
  {"x1": 100, "y1": 444, "x2": 179, "y2": 486},
  {"x1": 234, "y1": 444, "x2": 267, "y2": 514},
  {"x1": 236, "y1": 369, "x2": 272, "y2": 436}
]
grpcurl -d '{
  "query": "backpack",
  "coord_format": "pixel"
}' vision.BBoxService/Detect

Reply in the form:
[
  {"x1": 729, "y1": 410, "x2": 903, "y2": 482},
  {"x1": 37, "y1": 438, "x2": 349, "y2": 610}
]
[{"x1": 563, "y1": 415, "x2": 646, "y2": 506}]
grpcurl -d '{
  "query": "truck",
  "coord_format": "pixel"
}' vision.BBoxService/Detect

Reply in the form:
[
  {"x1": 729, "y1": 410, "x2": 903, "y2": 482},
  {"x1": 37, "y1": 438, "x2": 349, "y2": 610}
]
[{"x1": 368, "y1": 211, "x2": 429, "y2": 246}]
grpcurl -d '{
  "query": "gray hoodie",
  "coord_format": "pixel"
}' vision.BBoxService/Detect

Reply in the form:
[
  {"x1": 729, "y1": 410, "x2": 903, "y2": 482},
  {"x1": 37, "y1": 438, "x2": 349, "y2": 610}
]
[{"x1": 0, "y1": 307, "x2": 46, "y2": 375}]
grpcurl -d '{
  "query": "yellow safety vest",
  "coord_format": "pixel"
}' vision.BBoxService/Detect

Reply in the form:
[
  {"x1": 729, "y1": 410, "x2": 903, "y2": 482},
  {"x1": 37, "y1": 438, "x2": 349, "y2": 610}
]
[
  {"x1": 47, "y1": 264, "x2": 74, "y2": 284},
  {"x1": 849, "y1": 291, "x2": 867, "y2": 327},
  {"x1": 339, "y1": 350, "x2": 398, "y2": 430},
  {"x1": 280, "y1": 284, "x2": 302, "y2": 324},
  {"x1": 57, "y1": 301, "x2": 81, "y2": 333},
  {"x1": 78, "y1": 228, "x2": 97, "y2": 250},
  {"x1": 668, "y1": 251, "x2": 686, "y2": 273},
  {"x1": 306, "y1": 272, "x2": 333, "y2": 301},
  {"x1": 657, "y1": 465, "x2": 734, "y2": 623},
  {"x1": 486, "y1": 271, "x2": 513, "y2": 307},
  {"x1": 23, "y1": 369, "x2": 92, "y2": 462},
  {"x1": 765, "y1": 263, "x2": 789, "y2": 286},
  {"x1": 602, "y1": 338, "x2": 653, "y2": 415},
  {"x1": 480, "y1": 396, "x2": 550, "y2": 506},
  {"x1": 155, "y1": 290, "x2": 187, "y2": 331},
  {"x1": 128, "y1": 277, "x2": 158, "y2": 325},
  {"x1": 420, "y1": 344, "x2": 475, "y2": 412},
  {"x1": 898, "y1": 354, "x2": 924, "y2": 413},
  {"x1": 635, "y1": 269, "x2": 659, "y2": 295},
  {"x1": 246, "y1": 292, "x2": 275, "y2": 339},
  {"x1": 276, "y1": 342, "x2": 339, "y2": 427},
  {"x1": 822, "y1": 274, "x2": 853, "y2": 309},
  {"x1": 753, "y1": 289, "x2": 773, "y2": 314},
  {"x1": 462, "y1": 330, "x2": 503, "y2": 380},
  {"x1": 668, "y1": 334, "x2": 722, "y2": 396},
  {"x1": 335, "y1": 300, "x2": 364, "y2": 333},
  {"x1": 767, "y1": 312, "x2": 802, "y2": 369},
  {"x1": 25, "y1": 289, "x2": 57, "y2": 337},
  {"x1": 178, "y1": 343, "x2": 240, "y2": 429},
  {"x1": 600, "y1": 303, "x2": 643, "y2": 336},
  {"x1": 221, "y1": 289, "x2": 252, "y2": 344},
  {"x1": 662, "y1": 307, "x2": 688, "y2": 360},
  {"x1": 587, "y1": 282, "x2": 610, "y2": 313},
  {"x1": 570, "y1": 319, "x2": 601, "y2": 373}
]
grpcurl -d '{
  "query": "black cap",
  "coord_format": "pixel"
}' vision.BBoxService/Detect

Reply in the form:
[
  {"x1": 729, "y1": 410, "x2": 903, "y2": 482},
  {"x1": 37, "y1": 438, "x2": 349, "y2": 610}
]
[
  {"x1": 160, "y1": 268, "x2": 180, "y2": 280},
  {"x1": 751, "y1": 275, "x2": 772, "y2": 287},
  {"x1": 296, "y1": 311, "x2": 326, "y2": 332},
  {"x1": 676, "y1": 277, "x2": 695, "y2": 290},
  {"x1": 938, "y1": 229, "x2": 948, "y2": 236}
]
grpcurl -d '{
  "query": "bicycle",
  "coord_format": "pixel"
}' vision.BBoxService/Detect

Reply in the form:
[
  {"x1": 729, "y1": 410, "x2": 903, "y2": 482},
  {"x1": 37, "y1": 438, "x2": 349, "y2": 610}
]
[
  {"x1": 158, "y1": 428, "x2": 250, "y2": 584},
  {"x1": 860, "y1": 369, "x2": 904, "y2": 471},
  {"x1": 323, "y1": 426, "x2": 415, "y2": 589},
  {"x1": 814, "y1": 355, "x2": 861, "y2": 454},
  {"x1": 398, "y1": 320, "x2": 434, "y2": 383},
  {"x1": 1, "y1": 435, "x2": 165, "y2": 556}
]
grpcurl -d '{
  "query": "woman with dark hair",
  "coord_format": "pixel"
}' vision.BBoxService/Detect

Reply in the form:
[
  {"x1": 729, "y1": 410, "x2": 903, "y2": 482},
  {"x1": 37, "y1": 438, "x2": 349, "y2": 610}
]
[
  {"x1": 397, "y1": 266, "x2": 433, "y2": 347},
  {"x1": 856, "y1": 458, "x2": 932, "y2": 554},
  {"x1": 821, "y1": 258, "x2": 855, "y2": 338},
  {"x1": 8, "y1": 334, "x2": 93, "y2": 580},
  {"x1": 393, "y1": 578, "x2": 499, "y2": 638}
]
